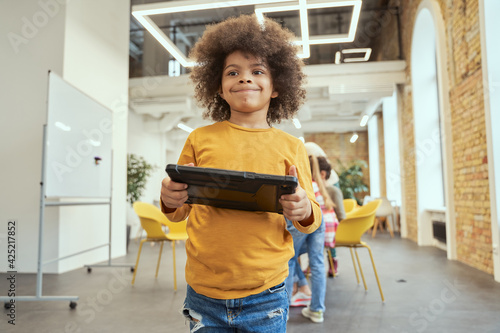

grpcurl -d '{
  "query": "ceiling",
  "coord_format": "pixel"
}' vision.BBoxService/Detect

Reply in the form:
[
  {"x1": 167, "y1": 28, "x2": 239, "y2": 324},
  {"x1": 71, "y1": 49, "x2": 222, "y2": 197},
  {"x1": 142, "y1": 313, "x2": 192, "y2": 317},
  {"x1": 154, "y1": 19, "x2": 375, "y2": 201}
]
[{"x1": 128, "y1": 0, "x2": 405, "y2": 136}]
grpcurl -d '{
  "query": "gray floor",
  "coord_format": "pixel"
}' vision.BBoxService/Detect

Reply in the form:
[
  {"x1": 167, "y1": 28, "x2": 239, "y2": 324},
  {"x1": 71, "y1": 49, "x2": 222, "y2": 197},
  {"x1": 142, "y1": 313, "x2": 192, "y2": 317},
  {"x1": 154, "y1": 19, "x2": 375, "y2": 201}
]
[{"x1": 1, "y1": 232, "x2": 500, "y2": 333}]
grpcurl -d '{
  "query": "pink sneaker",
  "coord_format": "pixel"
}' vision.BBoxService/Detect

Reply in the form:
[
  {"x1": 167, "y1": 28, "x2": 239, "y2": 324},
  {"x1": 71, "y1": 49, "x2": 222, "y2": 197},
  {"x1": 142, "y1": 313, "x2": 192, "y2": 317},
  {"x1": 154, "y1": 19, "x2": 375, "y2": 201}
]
[{"x1": 290, "y1": 291, "x2": 311, "y2": 307}]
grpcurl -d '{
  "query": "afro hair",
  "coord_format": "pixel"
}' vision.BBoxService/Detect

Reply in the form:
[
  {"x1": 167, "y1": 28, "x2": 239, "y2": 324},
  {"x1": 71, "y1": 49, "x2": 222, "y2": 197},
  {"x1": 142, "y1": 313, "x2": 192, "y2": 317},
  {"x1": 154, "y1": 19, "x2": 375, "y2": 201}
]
[{"x1": 189, "y1": 14, "x2": 307, "y2": 125}]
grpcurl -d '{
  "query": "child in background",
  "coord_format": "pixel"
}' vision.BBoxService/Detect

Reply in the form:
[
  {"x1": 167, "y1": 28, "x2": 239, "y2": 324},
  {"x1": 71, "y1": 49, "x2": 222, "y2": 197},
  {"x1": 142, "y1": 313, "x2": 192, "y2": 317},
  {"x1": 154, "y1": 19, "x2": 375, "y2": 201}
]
[
  {"x1": 160, "y1": 15, "x2": 322, "y2": 332},
  {"x1": 304, "y1": 142, "x2": 345, "y2": 275},
  {"x1": 316, "y1": 156, "x2": 341, "y2": 276},
  {"x1": 285, "y1": 154, "x2": 338, "y2": 323}
]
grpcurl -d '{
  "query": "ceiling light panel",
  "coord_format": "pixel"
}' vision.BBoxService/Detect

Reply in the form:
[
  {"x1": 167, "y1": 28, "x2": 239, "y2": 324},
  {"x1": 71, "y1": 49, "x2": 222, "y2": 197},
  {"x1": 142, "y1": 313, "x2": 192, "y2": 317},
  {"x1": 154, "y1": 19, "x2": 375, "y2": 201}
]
[
  {"x1": 342, "y1": 48, "x2": 372, "y2": 63},
  {"x1": 255, "y1": 0, "x2": 362, "y2": 52},
  {"x1": 132, "y1": 0, "x2": 293, "y2": 67},
  {"x1": 133, "y1": 0, "x2": 363, "y2": 67}
]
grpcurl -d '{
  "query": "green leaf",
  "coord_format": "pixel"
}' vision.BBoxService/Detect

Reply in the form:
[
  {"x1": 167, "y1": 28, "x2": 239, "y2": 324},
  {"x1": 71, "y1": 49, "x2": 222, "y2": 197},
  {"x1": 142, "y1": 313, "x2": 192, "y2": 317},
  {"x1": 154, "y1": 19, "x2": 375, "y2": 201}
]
[
  {"x1": 337, "y1": 158, "x2": 369, "y2": 203},
  {"x1": 126, "y1": 154, "x2": 157, "y2": 206}
]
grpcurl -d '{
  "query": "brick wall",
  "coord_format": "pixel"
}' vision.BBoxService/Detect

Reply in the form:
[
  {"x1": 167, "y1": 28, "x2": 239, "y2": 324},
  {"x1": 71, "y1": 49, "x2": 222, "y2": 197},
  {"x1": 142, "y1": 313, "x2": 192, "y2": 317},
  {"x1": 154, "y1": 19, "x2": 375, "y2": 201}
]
[
  {"x1": 304, "y1": 131, "x2": 370, "y2": 202},
  {"x1": 379, "y1": 0, "x2": 493, "y2": 274}
]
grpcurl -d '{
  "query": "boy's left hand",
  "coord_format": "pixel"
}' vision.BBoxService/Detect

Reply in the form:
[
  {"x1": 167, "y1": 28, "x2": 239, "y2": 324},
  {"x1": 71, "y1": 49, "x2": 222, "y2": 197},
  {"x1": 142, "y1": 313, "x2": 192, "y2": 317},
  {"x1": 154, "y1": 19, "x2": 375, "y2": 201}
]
[{"x1": 279, "y1": 165, "x2": 312, "y2": 223}]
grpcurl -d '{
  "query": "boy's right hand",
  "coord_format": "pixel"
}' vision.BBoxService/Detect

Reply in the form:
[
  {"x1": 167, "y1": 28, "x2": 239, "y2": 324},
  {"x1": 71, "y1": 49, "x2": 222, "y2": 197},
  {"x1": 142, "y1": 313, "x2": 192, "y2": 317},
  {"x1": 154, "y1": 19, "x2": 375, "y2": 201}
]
[{"x1": 160, "y1": 163, "x2": 194, "y2": 209}]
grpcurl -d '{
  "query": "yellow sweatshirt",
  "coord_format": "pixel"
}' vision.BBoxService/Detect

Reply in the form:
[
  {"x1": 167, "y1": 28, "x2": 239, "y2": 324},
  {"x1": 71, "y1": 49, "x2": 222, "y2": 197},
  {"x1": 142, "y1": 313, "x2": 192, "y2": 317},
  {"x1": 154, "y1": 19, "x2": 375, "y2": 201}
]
[{"x1": 162, "y1": 121, "x2": 322, "y2": 299}]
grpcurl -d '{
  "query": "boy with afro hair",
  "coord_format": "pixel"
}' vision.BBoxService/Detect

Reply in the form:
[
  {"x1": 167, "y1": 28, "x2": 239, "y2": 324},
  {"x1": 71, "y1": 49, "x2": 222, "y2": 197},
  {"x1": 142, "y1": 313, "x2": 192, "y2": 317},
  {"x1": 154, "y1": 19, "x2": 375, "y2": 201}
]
[{"x1": 160, "y1": 14, "x2": 322, "y2": 332}]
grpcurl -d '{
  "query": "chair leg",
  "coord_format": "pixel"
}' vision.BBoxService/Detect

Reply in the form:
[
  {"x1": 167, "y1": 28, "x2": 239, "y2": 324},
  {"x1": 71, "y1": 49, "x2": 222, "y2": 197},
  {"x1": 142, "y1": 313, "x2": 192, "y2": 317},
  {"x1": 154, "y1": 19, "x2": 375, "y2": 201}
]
[
  {"x1": 132, "y1": 239, "x2": 147, "y2": 285},
  {"x1": 326, "y1": 247, "x2": 335, "y2": 278},
  {"x1": 363, "y1": 244, "x2": 385, "y2": 302},
  {"x1": 372, "y1": 218, "x2": 379, "y2": 238},
  {"x1": 387, "y1": 216, "x2": 395, "y2": 238},
  {"x1": 349, "y1": 247, "x2": 360, "y2": 284},
  {"x1": 135, "y1": 227, "x2": 144, "y2": 243},
  {"x1": 155, "y1": 241, "x2": 164, "y2": 278},
  {"x1": 354, "y1": 248, "x2": 368, "y2": 291},
  {"x1": 172, "y1": 241, "x2": 177, "y2": 291}
]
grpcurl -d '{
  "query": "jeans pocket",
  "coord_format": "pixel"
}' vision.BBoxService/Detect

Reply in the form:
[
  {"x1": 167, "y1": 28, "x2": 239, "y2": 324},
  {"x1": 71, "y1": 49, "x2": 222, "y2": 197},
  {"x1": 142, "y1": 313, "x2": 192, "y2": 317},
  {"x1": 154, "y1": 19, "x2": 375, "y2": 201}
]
[{"x1": 268, "y1": 281, "x2": 286, "y2": 294}]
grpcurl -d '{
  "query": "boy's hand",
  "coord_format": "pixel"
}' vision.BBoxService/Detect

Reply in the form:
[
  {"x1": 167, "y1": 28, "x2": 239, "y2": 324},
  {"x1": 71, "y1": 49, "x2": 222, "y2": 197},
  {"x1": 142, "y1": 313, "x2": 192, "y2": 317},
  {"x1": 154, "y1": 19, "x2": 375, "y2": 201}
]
[
  {"x1": 279, "y1": 165, "x2": 312, "y2": 223},
  {"x1": 161, "y1": 163, "x2": 194, "y2": 209}
]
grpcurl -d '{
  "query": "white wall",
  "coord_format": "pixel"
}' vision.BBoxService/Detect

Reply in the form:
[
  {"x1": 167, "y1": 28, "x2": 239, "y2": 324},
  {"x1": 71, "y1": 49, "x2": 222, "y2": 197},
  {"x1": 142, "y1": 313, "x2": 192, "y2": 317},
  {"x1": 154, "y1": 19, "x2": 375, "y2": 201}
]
[
  {"x1": 412, "y1": 9, "x2": 445, "y2": 211},
  {"x1": 412, "y1": 7, "x2": 446, "y2": 246},
  {"x1": 126, "y1": 111, "x2": 192, "y2": 238},
  {"x1": 483, "y1": 1, "x2": 500, "y2": 228},
  {"x1": 368, "y1": 115, "x2": 380, "y2": 198},
  {"x1": 480, "y1": 0, "x2": 500, "y2": 281},
  {"x1": 58, "y1": 0, "x2": 130, "y2": 273},
  {"x1": 0, "y1": 0, "x2": 66, "y2": 273},
  {"x1": 383, "y1": 91, "x2": 402, "y2": 206},
  {"x1": 0, "y1": 0, "x2": 130, "y2": 274},
  {"x1": 127, "y1": 110, "x2": 167, "y2": 238}
]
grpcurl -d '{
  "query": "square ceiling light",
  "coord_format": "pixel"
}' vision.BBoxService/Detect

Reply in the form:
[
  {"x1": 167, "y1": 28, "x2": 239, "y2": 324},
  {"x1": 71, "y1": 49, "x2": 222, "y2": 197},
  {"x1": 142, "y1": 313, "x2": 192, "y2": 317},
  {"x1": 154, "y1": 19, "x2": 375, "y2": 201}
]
[
  {"x1": 132, "y1": 0, "x2": 294, "y2": 68},
  {"x1": 132, "y1": 0, "x2": 362, "y2": 67},
  {"x1": 341, "y1": 47, "x2": 372, "y2": 62},
  {"x1": 255, "y1": 0, "x2": 362, "y2": 58}
]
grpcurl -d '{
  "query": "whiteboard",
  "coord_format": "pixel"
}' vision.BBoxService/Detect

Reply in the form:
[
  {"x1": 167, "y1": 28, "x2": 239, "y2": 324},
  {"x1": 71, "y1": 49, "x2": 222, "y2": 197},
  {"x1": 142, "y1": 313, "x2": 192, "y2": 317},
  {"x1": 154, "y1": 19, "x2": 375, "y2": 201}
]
[{"x1": 45, "y1": 72, "x2": 112, "y2": 198}]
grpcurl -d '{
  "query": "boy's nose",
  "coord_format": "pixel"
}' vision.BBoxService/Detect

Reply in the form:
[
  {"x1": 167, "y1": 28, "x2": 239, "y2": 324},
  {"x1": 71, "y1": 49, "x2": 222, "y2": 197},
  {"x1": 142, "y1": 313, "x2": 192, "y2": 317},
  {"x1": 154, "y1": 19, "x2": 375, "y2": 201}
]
[{"x1": 239, "y1": 78, "x2": 252, "y2": 83}]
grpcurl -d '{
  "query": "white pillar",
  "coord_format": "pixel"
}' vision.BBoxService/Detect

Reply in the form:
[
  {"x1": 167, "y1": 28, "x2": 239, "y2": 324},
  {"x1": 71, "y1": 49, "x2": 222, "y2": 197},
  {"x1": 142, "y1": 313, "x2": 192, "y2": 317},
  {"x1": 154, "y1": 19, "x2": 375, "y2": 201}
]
[
  {"x1": 368, "y1": 114, "x2": 380, "y2": 199},
  {"x1": 479, "y1": 0, "x2": 500, "y2": 282}
]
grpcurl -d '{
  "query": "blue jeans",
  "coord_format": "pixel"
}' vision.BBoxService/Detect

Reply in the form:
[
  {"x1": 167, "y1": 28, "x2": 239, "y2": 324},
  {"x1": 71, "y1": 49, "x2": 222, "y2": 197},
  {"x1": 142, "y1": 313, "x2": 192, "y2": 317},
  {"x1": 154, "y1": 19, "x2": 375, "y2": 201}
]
[
  {"x1": 293, "y1": 243, "x2": 308, "y2": 288},
  {"x1": 285, "y1": 217, "x2": 326, "y2": 312},
  {"x1": 182, "y1": 283, "x2": 288, "y2": 332}
]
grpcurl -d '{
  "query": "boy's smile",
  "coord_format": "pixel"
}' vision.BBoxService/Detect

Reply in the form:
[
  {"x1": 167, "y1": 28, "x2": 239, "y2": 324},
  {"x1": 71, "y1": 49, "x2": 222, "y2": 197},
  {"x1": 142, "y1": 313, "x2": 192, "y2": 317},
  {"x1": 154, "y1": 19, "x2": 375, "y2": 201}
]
[{"x1": 219, "y1": 51, "x2": 278, "y2": 127}]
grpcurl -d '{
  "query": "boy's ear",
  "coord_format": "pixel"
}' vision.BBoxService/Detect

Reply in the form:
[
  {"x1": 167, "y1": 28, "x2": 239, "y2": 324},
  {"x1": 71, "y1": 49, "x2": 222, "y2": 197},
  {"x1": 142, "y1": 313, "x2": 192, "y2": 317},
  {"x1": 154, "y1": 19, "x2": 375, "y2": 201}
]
[
  {"x1": 218, "y1": 87, "x2": 225, "y2": 100},
  {"x1": 271, "y1": 90, "x2": 279, "y2": 98}
]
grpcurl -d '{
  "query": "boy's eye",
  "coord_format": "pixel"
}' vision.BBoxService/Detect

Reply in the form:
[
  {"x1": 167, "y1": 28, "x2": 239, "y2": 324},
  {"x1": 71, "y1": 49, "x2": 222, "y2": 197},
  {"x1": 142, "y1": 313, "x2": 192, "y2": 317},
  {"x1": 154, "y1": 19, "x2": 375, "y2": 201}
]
[
  {"x1": 253, "y1": 70, "x2": 264, "y2": 75},
  {"x1": 227, "y1": 71, "x2": 238, "y2": 76}
]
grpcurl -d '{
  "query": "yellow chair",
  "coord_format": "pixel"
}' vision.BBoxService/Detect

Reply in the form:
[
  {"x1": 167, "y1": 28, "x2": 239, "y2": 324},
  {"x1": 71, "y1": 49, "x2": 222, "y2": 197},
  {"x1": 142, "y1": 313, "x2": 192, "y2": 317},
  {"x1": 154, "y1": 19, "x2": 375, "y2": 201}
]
[
  {"x1": 343, "y1": 198, "x2": 359, "y2": 214},
  {"x1": 332, "y1": 199, "x2": 385, "y2": 301},
  {"x1": 131, "y1": 202, "x2": 188, "y2": 290}
]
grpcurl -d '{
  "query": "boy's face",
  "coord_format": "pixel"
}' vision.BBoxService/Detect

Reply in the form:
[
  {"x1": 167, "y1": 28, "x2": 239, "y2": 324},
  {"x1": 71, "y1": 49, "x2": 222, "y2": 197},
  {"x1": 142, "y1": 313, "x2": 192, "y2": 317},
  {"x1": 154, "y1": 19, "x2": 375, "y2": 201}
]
[{"x1": 219, "y1": 51, "x2": 278, "y2": 117}]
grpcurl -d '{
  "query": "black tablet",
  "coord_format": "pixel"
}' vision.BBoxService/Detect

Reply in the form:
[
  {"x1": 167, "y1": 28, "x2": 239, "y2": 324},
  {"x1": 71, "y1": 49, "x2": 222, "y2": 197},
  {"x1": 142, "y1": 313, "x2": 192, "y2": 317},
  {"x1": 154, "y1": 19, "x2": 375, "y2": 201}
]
[{"x1": 165, "y1": 164, "x2": 298, "y2": 214}]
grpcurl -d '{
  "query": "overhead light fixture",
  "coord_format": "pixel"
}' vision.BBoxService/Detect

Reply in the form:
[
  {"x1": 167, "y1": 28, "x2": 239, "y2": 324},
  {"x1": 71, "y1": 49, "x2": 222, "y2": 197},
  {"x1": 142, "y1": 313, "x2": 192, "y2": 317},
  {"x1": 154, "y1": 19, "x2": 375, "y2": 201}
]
[
  {"x1": 177, "y1": 123, "x2": 193, "y2": 133},
  {"x1": 298, "y1": 0, "x2": 310, "y2": 58},
  {"x1": 298, "y1": 136, "x2": 305, "y2": 143},
  {"x1": 134, "y1": 0, "x2": 363, "y2": 66},
  {"x1": 133, "y1": 0, "x2": 290, "y2": 15},
  {"x1": 133, "y1": 0, "x2": 292, "y2": 67},
  {"x1": 255, "y1": 0, "x2": 362, "y2": 58},
  {"x1": 350, "y1": 132, "x2": 359, "y2": 143},
  {"x1": 292, "y1": 118, "x2": 302, "y2": 129},
  {"x1": 360, "y1": 114, "x2": 369, "y2": 127},
  {"x1": 342, "y1": 48, "x2": 372, "y2": 63},
  {"x1": 255, "y1": 0, "x2": 310, "y2": 58},
  {"x1": 335, "y1": 51, "x2": 341, "y2": 64}
]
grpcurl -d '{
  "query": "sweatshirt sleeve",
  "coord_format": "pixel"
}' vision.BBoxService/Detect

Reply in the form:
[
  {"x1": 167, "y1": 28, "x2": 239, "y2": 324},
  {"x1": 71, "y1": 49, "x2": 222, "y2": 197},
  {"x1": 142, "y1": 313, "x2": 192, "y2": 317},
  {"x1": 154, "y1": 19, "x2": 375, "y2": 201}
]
[
  {"x1": 160, "y1": 131, "x2": 197, "y2": 222},
  {"x1": 290, "y1": 141, "x2": 322, "y2": 234},
  {"x1": 328, "y1": 185, "x2": 346, "y2": 221}
]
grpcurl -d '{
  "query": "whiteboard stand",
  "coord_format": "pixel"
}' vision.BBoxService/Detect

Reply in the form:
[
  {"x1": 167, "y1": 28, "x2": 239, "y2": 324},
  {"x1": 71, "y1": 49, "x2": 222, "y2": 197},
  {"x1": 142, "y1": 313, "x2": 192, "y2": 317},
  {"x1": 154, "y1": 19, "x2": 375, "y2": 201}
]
[
  {"x1": 1, "y1": 125, "x2": 79, "y2": 309},
  {"x1": 84, "y1": 158, "x2": 135, "y2": 273}
]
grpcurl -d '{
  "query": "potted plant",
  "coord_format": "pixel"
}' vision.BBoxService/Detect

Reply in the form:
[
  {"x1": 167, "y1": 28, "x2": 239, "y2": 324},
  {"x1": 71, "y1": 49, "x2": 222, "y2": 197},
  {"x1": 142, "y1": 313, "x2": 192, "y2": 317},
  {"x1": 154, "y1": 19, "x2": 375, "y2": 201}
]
[
  {"x1": 126, "y1": 154, "x2": 155, "y2": 251},
  {"x1": 337, "y1": 159, "x2": 369, "y2": 205},
  {"x1": 127, "y1": 153, "x2": 155, "y2": 206}
]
